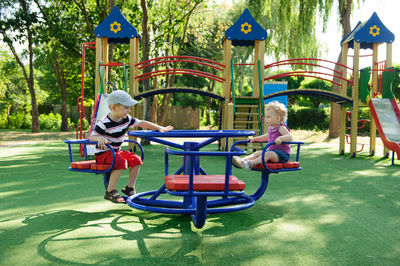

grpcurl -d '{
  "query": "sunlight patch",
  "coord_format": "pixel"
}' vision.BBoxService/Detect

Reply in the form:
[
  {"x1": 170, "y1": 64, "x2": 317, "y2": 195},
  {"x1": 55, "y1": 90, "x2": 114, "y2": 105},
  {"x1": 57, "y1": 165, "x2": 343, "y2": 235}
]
[{"x1": 317, "y1": 214, "x2": 344, "y2": 225}]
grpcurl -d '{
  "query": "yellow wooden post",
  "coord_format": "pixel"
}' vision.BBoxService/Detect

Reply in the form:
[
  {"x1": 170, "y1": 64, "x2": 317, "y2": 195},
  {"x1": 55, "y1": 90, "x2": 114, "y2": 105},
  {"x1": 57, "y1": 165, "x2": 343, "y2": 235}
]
[
  {"x1": 350, "y1": 41, "x2": 360, "y2": 157},
  {"x1": 225, "y1": 103, "x2": 234, "y2": 150},
  {"x1": 370, "y1": 43, "x2": 379, "y2": 155},
  {"x1": 339, "y1": 43, "x2": 348, "y2": 155},
  {"x1": 95, "y1": 37, "x2": 102, "y2": 99},
  {"x1": 223, "y1": 40, "x2": 232, "y2": 100},
  {"x1": 221, "y1": 40, "x2": 232, "y2": 150},
  {"x1": 130, "y1": 37, "x2": 140, "y2": 95},
  {"x1": 253, "y1": 40, "x2": 264, "y2": 98},
  {"x1": 129, "y1": 37, "x2": 140, "y2": 120},
  {"x1": 128, "y1": 37, "x2": 140, "y2": 147},
  {"x1": 101, "y1": 38, "x2": 109, "y2": 94}
]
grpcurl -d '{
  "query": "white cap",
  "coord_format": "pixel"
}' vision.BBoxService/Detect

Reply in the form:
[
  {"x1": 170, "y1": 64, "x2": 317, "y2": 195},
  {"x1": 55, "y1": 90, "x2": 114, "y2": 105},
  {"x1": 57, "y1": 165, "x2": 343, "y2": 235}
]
[{"x1": 107, "y1": 90, "x2": 138, "y2": 106}]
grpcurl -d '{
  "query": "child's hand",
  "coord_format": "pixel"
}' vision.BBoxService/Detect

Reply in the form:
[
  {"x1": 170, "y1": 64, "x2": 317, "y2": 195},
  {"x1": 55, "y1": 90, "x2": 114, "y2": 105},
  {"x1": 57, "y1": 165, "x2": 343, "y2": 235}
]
[
  {"x1": 249, "y1": 136, "x2": 255, "y2": 143},
  {"x1": 275, "y1": 136, "x2": 282, "y2": 145},
  {"x1": 97, "y1": 137, "x2": 110, "y2": 150},
  {"x1": 159, "y1": 125, "x2": 174, "y2": 132}
]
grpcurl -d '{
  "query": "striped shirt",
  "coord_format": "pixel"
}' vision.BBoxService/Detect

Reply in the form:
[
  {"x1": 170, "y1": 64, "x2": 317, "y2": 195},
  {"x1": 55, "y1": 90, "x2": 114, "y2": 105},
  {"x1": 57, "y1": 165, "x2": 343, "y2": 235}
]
[{"x1": 91, "y1": 114, "x2": 141, "y2": 155}]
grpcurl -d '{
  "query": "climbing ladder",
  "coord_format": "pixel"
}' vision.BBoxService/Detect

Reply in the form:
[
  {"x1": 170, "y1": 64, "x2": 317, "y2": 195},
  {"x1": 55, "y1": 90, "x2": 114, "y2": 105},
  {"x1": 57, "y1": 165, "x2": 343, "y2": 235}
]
[{"x1": 231, "y1": 60, "x2": 264, "y2": 150}]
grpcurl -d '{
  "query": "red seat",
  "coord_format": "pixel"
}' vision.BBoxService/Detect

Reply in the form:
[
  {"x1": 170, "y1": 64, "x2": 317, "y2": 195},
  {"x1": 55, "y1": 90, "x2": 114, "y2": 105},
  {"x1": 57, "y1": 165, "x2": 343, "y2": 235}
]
[
  {"x1": 252, "y1": 161, "x2": 300, "y2": 170},
  {"x1": 70, "y1": 160, "x2": 111, "y2": 171},
  {"x1": 165, "y1": 175, "x2": 246, "y2": 191},
  {"x1": 71, "y1": 160, "x2": 96, "y2": 169}
]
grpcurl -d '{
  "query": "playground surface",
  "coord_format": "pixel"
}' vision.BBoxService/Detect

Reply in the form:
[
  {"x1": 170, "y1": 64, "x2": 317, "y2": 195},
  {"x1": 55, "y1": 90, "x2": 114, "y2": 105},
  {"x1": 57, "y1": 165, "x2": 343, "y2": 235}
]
[{"x1": 0, "y1": 133, "x2": 399, "y2": 265}]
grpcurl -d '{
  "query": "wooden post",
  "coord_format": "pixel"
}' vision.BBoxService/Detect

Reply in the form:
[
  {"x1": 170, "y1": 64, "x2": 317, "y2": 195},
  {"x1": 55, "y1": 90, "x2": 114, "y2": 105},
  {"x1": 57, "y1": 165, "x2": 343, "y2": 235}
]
[
  {"x1": 221, "y1": 39, "x2": 232, "y2": 150},
  {"x1": 350, "y1": 41, "x2": 360, "y2": 157},
  {"x1": 339, "y1": 43, "x2": 348, "y2": 155},
  {"x1": 95, "y1": 37, "x2": 102, "y2": 99},
  {"x1": 101, "y1": 38, "x2": 109, "y2": 94},
  {"x1": 129, "y1": 37, "x2": 140, "y2": 147},
  {"x1": 130, "y1": 37, "x2": 140, "y2": 95},
  {"x1": 253, "y1": 40, "x2": 264, "y2": 98},
  {"x1": 370, "y1": 43, "x2": 379, "y2": 156},
  {"x1": 223, "y1": 40, "x2": 232, "y2": 100},
  {"x1": 225, "y1": 103, "x2": 234, "y2": 150}
]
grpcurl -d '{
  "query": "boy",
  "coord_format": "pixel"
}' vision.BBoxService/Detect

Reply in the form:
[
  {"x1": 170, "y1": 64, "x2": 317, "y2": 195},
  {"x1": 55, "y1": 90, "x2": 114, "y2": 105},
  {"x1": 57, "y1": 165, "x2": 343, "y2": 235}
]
[{"x1": 90, "y1": 90, "x2": 173, "y2": 203}]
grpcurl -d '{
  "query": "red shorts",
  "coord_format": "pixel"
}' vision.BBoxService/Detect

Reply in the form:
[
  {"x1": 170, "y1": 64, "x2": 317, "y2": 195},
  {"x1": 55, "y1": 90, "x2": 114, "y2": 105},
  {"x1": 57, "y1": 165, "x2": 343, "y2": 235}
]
[{"x1": 95, "y1": 150, "x2": 142, "y2": 170}]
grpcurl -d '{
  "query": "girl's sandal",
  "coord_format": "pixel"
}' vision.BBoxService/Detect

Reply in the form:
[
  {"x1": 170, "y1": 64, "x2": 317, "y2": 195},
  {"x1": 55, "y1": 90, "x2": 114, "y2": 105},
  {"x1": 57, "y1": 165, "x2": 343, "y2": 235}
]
[
  {"x1": 104, "y1": 189, "x2": 125, "y2": 203},
  {"x1": 122, "y1": 185, "x2": 136, "y2": 196}
]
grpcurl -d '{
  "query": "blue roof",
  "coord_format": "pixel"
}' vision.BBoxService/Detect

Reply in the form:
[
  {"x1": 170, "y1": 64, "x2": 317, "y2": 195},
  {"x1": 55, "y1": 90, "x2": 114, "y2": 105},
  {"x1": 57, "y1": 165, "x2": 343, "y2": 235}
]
[
  {"x1": 224, "y1": 8, "x2": 268, "y2": 47},
  {"x1": 341, "y1": 12, "x2": 394, "y2": 49},
  {"x1": 94, "y1": 6, "x2": 140, "y2": 44}
]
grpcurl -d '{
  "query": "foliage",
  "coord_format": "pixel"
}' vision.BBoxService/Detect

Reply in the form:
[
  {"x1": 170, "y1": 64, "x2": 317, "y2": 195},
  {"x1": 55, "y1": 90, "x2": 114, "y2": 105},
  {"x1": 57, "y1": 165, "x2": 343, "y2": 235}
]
[
  {"x1": 391, "y1": 64, "x2": 400, "y2": 99},
  {"x1": 247, "y1": 0, "x2": 334, "y2": 60},
  {"x1": 0, "y1": 0, "x2": 42, "y2": 132},
  {"x1": 288, "y1": 105, "x2": 329, "y2": 130},
  {"x1": 0, "y1": 111, "x2": 76, "y2": 130},
  {"x1": 1, "y1": 111, "x2": 32, "y2": 129},
  {"x1": 297, "y1": 78, "x2": 332, "y2": 108}
]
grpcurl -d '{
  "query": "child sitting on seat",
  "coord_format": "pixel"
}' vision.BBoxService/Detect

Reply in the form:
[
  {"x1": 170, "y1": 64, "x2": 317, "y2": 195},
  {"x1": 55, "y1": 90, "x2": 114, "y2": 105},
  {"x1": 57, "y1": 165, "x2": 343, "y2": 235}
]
[
  {"x1": 233, "y1": 101, "x2": 292, "y2": 170},
  {"x1": 90, "y1": 90, "x2": 173, "y2": 203}
]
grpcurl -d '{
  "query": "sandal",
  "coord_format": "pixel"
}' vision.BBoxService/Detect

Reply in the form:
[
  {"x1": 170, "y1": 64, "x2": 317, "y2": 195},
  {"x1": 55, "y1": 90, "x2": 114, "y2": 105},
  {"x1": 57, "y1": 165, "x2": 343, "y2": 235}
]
[
  {"x1": 232, "y1": 156, "x2": 243, "y2": 168},
  {"x1": 122, "y1": 185, "x2": 136, "y2": 196},
  {"x1": 104, "y1": 189, "x2": 125, "y2": 204}
]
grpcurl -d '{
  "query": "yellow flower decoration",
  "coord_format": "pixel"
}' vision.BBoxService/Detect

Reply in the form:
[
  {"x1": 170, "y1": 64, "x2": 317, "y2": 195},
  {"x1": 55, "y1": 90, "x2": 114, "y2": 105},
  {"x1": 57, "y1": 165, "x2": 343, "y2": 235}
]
[
  {"x1": 241, "y1": 22, "x2": 252, "y2": 34},
  {"x1": 110, "y1": 21, "x2": 121, "y2": 34},
  {"x1": 369, "y1": 25, "x2": 380, "y2": 37}
]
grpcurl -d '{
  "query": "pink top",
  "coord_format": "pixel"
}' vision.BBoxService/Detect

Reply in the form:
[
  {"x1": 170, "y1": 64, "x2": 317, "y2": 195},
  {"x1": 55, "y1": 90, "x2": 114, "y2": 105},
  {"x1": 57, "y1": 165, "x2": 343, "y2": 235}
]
[{"x1": 267, "y1": 123, "x2": 290, "y2": 154}]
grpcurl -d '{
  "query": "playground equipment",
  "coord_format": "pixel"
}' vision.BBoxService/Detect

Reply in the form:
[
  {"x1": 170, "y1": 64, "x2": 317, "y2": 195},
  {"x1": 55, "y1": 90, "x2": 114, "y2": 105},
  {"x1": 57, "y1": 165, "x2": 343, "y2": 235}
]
[
  {"x1": 65, "y1": 139, "x2": 144, "y2": 196},
  {"x1": 70, "y1": 6, "x2": 400, "y2": 229},
  {"x1": 78, "y1": 6, "x2": 382, "y2": 155},
  {"x1": 345, "y1": 110, "x2": 370, "y2": 152},
  {"x1": 339, "y1": 12, "x2": 396, "y2": 158},
  {"x1": 368, "y1": 69, "x2": 400, "y2": 164},
  {"x1": 126, "y1": 130, "x2": 303, "y2": 229}
]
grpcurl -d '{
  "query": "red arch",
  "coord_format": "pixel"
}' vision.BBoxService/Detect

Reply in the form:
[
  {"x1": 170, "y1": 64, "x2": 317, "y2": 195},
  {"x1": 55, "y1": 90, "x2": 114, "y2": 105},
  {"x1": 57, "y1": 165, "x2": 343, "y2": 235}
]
[
  {"x1": 135, "y1": 56, "x2": 225, "y2": 84},
  {"x1": 264, "y1": 58, "x2": 353, "y2": 87},
  {"x1": 136, "y1": 68, "x2": 225, "y2": 83}
]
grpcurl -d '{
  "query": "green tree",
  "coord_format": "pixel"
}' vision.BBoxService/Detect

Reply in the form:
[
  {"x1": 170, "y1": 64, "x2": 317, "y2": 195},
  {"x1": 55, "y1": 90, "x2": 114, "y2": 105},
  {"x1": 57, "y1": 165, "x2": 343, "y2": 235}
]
[{"x1": 0, "y1": 0, "x2": 41, "y2": 132}]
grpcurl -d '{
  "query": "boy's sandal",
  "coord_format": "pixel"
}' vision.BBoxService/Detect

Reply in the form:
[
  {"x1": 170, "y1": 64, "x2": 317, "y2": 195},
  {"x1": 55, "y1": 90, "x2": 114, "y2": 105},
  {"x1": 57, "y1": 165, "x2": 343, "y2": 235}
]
[
  {"x1": 104, "y1": 189, "x2": 125, "y2": 204},
  {"x1": 122, "y1": 185, "x2": 136, "y2": 196}
]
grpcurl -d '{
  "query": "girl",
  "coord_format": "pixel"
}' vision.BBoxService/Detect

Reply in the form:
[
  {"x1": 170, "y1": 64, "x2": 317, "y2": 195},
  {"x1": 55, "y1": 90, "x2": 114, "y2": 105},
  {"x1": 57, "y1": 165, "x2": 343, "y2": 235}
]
[{"x1": 233, "y1": 101, "x2": 292, "y2": 170}]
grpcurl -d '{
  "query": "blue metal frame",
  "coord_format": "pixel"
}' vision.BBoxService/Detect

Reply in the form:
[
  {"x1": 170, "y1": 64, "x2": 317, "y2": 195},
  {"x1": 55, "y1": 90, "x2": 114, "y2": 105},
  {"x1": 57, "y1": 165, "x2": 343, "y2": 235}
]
[
  {"x1": 126, "y1": 130, "x2": 304, "y2": 229},
  {"x1": 65, "y1": 139, "x2": 144, "y2": 193}
]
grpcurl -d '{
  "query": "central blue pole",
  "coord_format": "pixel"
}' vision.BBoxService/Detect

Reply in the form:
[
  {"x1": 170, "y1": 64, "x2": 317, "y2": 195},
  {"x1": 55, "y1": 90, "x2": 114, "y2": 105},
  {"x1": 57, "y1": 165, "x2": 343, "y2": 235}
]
[{"x1": 183, "y1": 142, "x2": 199, "y2": 209}]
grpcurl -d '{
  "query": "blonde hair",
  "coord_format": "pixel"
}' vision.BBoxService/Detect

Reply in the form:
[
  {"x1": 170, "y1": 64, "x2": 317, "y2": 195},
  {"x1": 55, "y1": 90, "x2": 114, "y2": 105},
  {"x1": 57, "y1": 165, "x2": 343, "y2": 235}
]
[{"x1": 265, "y1": 101, "x2": 288, "y2": 122}]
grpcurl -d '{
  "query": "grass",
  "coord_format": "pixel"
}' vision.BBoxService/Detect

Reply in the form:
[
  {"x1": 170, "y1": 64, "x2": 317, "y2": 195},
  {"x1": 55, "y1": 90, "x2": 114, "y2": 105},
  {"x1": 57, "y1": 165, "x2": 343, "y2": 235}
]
[{"x1": 0, "y1": 132, "x2": 399, "y2": 265}]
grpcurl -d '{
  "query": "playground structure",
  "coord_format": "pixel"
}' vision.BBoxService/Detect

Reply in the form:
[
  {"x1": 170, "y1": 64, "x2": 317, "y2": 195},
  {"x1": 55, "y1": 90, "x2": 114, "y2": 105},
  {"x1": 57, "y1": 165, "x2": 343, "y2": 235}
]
[
  {"x1": 339, "y1": 12, "x2": 397, "y2": 160},
  {"x1": 68, "y1": 6, "x2": 400, "y2": 228},
  {"x1": 77, "y1": 7, "x2": 397, "y2": 159},
  {"x1": 66, "y1": 129, "x2": 304, "y2": 229}
]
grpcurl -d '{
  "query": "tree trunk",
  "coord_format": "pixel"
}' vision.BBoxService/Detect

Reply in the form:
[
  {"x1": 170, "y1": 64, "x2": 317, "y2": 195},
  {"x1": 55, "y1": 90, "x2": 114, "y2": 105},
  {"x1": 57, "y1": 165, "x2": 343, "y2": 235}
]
[
  {"x1": 53, "y1": 56, "x2": 69, "y2": 131},
  {"x1": 27, "y1": 20, "x2": 40, "y2": 132},
  {"x1": 328, "y1": 0, "x2": 352, "y2": 138}
]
